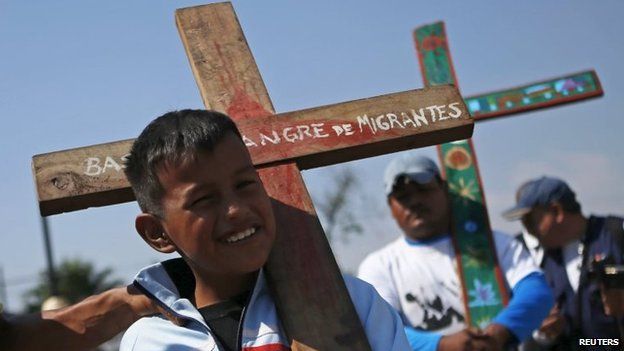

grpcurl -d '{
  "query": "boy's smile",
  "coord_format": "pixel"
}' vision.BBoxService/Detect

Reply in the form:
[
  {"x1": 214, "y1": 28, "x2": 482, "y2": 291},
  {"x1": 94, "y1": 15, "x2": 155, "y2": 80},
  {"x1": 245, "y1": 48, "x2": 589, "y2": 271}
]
[
  {"x1": 155, "y1": 133, "x2": 276, "y2": 278},
  {"x1": 223, "y1": 226, "x2": 258, "y2": 243}
]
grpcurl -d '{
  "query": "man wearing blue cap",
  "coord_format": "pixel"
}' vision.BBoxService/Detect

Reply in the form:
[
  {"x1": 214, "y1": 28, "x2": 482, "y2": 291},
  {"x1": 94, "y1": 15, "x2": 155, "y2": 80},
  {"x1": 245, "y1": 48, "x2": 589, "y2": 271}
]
[
  {"x1": 504, "y1": 176, "x2": 624, "y2": 349},
  {"x1": 358, "y1": 154, "x2": 553, "y2": 351}
]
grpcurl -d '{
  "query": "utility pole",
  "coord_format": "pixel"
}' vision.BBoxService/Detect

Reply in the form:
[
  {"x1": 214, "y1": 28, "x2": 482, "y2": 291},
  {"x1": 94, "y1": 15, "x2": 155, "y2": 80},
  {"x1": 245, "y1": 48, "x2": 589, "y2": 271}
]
[
  {"x1": 40, "y1": 216, "x2": 58, "y2": 296},
  {"x1": 0, "y1": 265, "x2": 7, "y2": 310}
]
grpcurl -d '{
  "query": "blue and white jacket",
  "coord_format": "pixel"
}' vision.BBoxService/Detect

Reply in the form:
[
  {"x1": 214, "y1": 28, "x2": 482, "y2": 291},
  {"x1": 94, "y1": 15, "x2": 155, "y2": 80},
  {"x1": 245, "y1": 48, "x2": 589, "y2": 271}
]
[{"x1": 120, "y1": 259, "x2": 410, "y2": 351}]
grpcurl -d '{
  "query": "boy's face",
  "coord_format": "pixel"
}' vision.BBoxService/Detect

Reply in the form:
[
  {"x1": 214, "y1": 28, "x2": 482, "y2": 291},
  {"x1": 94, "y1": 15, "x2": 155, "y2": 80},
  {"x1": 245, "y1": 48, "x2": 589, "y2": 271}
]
[
  {"x1": 388, "y1": 178, "x2": 450, "y2": 240},
  {"x1": 155, "y1": 133, "x2": 276, "y2": 276}
]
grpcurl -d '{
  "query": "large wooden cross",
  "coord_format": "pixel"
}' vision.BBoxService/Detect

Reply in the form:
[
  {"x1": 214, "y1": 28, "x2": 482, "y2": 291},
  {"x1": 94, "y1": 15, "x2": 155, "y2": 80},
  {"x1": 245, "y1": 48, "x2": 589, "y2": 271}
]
[
  {"x1": 413, "y1": 22, "x2": 603, "y2": 327},
  {"x1": 31, "y1": 4, "x2": 474, "y2": 350}
]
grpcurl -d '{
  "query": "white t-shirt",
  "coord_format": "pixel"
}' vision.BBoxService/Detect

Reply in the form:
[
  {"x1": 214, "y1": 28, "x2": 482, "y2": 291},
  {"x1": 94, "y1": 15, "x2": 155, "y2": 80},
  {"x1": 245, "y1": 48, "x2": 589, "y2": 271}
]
[
  {"x1": 521, "y1": 230, "x2": 544, "y2": 266},
  {"x1": 562, "y1": 239, "x2": 583, "y2": 293},
  {"x1": 357, "y1": 231, "x2": 540, "y2": 335}
]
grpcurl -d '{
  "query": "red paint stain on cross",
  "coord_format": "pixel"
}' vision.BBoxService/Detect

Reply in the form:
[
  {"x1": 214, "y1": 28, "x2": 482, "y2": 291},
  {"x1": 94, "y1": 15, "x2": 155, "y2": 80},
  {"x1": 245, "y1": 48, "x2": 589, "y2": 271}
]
[
  {"x1": 227, "y1": 87, "x2": 272, "y2": 120},
  {"x1": 212, "y1": 41, "x2": 272, "y2": 120}
]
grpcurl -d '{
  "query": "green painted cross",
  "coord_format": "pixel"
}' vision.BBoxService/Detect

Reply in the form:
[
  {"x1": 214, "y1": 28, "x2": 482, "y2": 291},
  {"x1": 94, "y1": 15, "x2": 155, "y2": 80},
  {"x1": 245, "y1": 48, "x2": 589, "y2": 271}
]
[{"x1": 413, "y1": 22, "x2": 603, "y2": 328}]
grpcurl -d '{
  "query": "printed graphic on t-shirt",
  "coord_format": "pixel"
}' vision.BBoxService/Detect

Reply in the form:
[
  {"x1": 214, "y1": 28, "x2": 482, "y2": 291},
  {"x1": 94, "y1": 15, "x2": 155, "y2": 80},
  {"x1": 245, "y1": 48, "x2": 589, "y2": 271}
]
[
  {"x1": 405, "y1": 292, "x2": 465, "y2": 331},
  {"x1": 358, "y1": 232, "x2": 540, "y2": 337},
  {"x1": 394, "y1": 239, "x2": 467, "y2": 335}
]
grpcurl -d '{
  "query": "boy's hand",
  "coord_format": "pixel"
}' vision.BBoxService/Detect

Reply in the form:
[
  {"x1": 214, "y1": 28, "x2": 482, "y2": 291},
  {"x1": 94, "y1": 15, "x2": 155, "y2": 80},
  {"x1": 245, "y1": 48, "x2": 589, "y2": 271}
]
[
  {"x1": 125, "y1": 285, "x2": 186, "y2": 326},
  {"x1": 538, "y1": 305, "x2": 565, "y2": 340},
  {"x1": 438, "y1": 327, "x2": 497, "y2": 351},
  {"x1": 599, "y1": 284, "x2": 624, "y2": 317}
]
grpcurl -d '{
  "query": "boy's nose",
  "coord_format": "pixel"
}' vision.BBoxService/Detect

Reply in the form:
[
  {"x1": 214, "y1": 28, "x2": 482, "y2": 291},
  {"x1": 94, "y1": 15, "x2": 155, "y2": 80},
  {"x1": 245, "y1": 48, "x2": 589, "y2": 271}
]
[{"x1": 224, "y1": 194, "x2": 249, "y2": 220}]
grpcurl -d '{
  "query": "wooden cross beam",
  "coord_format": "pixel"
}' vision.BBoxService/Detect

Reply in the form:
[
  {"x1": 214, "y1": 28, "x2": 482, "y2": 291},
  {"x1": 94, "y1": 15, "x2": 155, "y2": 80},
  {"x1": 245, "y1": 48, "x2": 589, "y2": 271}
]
[
  {"x1": 463, "y1": 70, "x2": 602, "y2": 122},
  {"x1": 413, "y1": 22, "x2": 603, "y2": 326},
  {"x1": 33, "y1": 87, "x2": 470, "y2": 216},
  {"x1": 32, "y1": 4, "x2": 473, "y2": 350}
]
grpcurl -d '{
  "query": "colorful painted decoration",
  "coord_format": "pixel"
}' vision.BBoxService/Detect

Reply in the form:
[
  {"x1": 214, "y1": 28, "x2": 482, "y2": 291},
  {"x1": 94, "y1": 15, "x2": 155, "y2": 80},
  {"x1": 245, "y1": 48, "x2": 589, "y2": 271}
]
[
  {"x1": 464, "y1": 71, "x2": 602, "y2": 120},
  {"x1": 415, "y1": 22, "x2": 508, "y2": 328}
]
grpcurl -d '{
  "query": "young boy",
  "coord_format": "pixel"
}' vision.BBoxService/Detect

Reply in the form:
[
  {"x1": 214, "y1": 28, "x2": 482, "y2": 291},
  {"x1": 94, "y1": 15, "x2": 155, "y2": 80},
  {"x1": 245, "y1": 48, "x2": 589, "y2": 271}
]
[{"x1": 120, "y1": 110, "x2": 410, "y2": 350}]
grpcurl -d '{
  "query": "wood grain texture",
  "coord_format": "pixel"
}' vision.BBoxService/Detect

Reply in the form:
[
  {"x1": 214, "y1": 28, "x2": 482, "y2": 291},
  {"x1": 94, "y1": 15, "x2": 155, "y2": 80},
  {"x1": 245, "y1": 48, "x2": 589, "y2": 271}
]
[
  {"x1": 175, "y1": 2, "x2": 274, "y2": 119},
  {"x1": 32, "y1": 86, "x2": 472, "y2": 215},
  {"x1": 33, "y1": 139, "x2": 135, "y2": 215}
]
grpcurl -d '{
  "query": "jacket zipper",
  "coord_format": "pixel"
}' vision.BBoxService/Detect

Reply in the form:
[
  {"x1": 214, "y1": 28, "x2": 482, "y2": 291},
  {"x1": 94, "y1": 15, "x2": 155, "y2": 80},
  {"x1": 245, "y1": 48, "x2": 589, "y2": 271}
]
[{"x1": 236, "y1": 289, "x2": 254, "y2": 350}]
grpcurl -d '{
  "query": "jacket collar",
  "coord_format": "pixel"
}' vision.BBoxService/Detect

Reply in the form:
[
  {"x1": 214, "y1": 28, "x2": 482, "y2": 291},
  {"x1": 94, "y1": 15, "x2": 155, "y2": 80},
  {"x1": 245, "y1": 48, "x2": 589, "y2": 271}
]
[{"x1": 132, "y1": 258, "x2": 268, "y2": 332}]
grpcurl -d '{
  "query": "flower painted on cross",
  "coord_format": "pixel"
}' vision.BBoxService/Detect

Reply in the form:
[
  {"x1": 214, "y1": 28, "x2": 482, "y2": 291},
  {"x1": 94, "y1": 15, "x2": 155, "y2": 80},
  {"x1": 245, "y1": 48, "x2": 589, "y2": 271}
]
[
  {"x1": 449, "y1": 177, "x2": 478, "y2": 202},
  {"x1": 468, "y1": 278, "x2": 500, "y2": 307}
]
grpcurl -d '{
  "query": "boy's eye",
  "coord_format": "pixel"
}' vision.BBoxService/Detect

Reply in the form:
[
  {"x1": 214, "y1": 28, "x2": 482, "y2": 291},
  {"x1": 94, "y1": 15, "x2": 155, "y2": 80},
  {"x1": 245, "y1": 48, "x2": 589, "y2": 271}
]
[
  {"x1": 192, "y1": 194, "x2": 216, "y2": 206},
  {"x1": 236, "y1": 179, "x2": 257, "y2": 189}
]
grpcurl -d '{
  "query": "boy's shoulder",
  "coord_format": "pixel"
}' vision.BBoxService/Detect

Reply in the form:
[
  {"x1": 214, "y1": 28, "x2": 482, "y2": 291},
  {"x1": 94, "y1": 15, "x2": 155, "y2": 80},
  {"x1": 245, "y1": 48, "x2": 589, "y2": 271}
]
[
  {"x1": 120, "y1": 315, "x2": 216, "y2": 351},
  {"x1": 121, "y1": 259, "x2": 216, "y2": 351},
  {"x1": 342, "y1": 274, "x2": 391, "y2": 312},
  {"x1": 341, "y1": 274, "x2": 412, "y2": 350},
  {"x1": 343, "y1": 274, "x2": 375, "y2": 296}
]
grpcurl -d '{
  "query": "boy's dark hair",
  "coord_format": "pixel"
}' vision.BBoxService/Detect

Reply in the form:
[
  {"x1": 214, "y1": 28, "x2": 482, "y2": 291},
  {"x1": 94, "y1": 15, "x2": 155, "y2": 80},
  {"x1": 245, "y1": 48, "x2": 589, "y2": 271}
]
[{"x1": 124, "y1": 109, "x2": 242, "y2": 216}]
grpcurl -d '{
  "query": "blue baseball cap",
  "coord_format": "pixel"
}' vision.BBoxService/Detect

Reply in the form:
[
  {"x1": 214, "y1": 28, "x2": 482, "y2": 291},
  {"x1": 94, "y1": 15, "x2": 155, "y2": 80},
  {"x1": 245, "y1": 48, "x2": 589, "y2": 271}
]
[
  {"x1": 502, "y1": 176, "x2": 578, "y2": 221},
  {"x1": 384, "y1": 154, "x2": 440, "y2": 196}
]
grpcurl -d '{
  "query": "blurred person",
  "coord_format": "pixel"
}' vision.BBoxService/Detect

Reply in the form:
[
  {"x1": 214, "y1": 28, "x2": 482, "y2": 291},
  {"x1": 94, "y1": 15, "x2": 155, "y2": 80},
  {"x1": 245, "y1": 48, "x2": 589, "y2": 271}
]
[
  {"x1": 503, "y1": 176, "x2": 624, "y2": 349},
  {"x1": 358, "y1": 154, "x2": 553, "y2": 351}
]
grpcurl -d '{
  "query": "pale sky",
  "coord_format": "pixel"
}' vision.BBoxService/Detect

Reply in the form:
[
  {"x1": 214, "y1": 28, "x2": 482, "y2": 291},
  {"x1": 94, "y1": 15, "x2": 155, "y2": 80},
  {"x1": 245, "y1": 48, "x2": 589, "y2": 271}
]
[{"x1": 1, "y1": 0, "x2": 622, "y2": 311}]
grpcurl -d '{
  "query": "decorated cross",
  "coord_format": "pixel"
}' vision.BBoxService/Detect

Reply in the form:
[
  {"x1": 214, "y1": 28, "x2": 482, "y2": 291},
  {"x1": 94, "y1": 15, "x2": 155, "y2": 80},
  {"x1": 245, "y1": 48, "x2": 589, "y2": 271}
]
[
  {"x1": 413, "y1": 22, "x2": 603, "y2": 328},
  {"x1": 32, "y1": 4, "x2": 474, "y2": 350}
]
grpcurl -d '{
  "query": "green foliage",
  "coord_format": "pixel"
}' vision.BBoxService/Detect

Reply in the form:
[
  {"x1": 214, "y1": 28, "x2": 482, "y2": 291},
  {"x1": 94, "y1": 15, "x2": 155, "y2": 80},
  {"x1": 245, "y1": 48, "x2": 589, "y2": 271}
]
[{"x1": 22, "y1": 258, "x2": 122, "y2": 313}]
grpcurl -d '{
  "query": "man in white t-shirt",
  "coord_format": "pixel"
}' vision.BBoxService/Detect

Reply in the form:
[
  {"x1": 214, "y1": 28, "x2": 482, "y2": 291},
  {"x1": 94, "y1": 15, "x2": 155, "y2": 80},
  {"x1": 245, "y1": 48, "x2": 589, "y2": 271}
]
[{"x1": 358, "y1": 154, "x2": 554, "y2": 351}]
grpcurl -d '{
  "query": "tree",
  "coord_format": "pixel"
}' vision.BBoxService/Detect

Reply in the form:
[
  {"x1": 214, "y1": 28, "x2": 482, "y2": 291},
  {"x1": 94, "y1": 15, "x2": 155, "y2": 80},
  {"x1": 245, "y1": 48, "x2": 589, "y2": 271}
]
[
  {"x1": 315, "y1": 166, "x2": 364, "y2": 243},
  {"x1": 22, "y1": 258, "x2": 122, "y2": 313}
]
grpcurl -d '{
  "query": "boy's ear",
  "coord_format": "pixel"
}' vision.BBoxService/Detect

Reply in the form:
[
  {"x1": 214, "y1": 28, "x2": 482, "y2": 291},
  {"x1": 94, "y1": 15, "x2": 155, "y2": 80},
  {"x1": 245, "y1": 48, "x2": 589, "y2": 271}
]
[{"x1": 135, "y1": 213, "x2": 176, "y2": 254}]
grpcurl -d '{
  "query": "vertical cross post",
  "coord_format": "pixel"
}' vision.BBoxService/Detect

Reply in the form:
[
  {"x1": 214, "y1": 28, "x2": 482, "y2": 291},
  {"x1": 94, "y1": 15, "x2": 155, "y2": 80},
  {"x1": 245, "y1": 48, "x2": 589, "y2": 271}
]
[{"x1": 175, "y1": 5, "x2": 371, "y2": 349}]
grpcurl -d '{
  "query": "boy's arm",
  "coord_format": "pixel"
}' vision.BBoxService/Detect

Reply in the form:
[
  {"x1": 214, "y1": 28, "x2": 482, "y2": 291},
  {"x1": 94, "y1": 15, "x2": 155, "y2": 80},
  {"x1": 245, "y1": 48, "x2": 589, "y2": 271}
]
[
  {"x1": 345, "y1": 276, "x2": 410, "y2": 351},
  {"x1": 0, "y1": 284, "x2": 173, "y2": 351}
]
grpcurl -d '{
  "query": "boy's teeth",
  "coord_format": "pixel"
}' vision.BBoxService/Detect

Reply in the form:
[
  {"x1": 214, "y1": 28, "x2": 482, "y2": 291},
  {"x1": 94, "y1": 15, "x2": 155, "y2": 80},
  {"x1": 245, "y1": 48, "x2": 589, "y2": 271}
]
[{"x1": 226, "y1": 227, "x2": 256, "y2": 243}]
